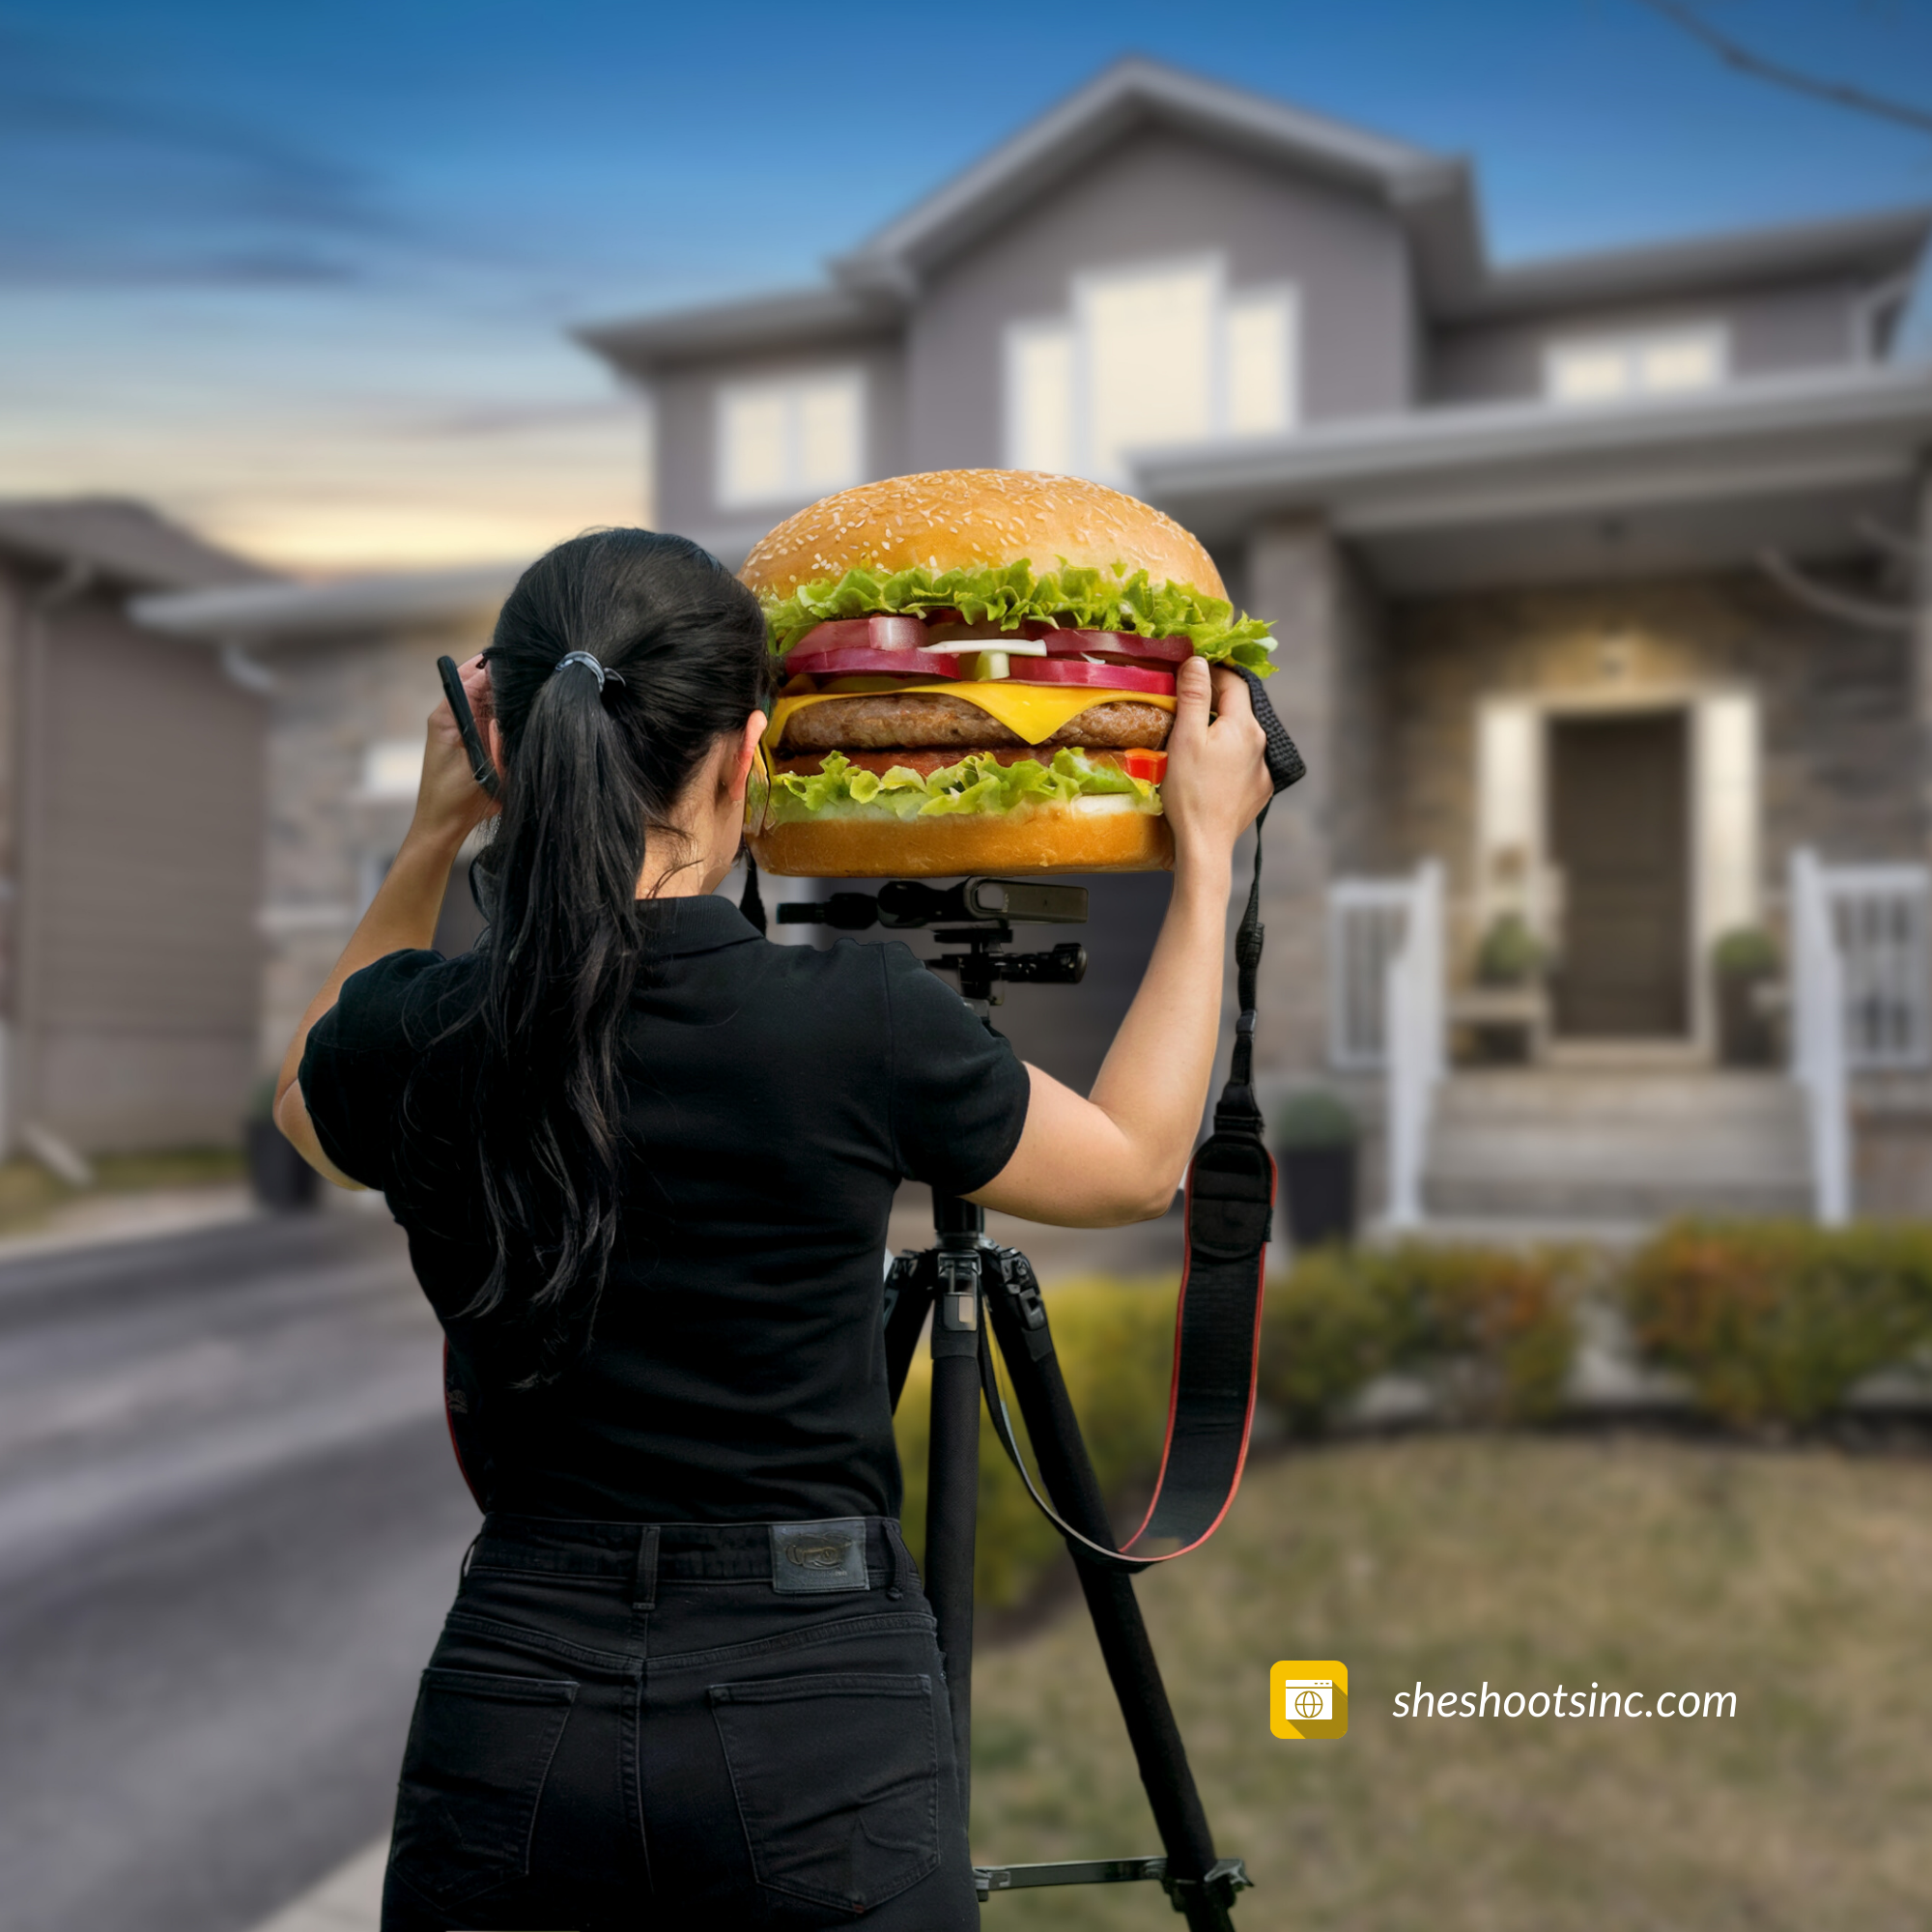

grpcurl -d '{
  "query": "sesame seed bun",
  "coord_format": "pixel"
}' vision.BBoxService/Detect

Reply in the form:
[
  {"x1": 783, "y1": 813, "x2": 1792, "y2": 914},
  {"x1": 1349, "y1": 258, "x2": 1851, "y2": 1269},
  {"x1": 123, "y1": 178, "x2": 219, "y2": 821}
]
[{"x1": 740, "y1": 469, "x2": 1226, "y2": 604}]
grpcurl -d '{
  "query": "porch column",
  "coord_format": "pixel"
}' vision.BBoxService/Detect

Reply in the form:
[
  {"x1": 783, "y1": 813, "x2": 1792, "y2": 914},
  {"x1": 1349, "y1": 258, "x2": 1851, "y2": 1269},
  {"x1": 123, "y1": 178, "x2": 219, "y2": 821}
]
[{"x1": 1238, "y1": 516, "x2": 1379, "y2": 1085}]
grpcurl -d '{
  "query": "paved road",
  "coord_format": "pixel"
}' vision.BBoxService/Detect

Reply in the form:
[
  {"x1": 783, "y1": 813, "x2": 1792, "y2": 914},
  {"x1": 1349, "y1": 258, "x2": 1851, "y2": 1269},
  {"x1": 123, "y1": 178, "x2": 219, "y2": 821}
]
[{"x1": 0, "y1": 1211, "x2": 478, "y2": 1932}]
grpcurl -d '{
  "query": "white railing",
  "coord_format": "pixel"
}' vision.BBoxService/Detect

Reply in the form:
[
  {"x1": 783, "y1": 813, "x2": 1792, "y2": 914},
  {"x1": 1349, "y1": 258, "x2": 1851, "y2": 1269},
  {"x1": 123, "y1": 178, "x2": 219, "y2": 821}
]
[
  {"x1": 1326, "y1": 878, "x2": 1412, "y2": 1069},
  {"x1": 1789, "y1": 848, "x2": 1850, "y2": 1226},
  {"x1": 1822, "y1": 864, "x2": 1932, "y2": 1070},
  {"x1": 1384, "y1": 862, "x2": 1445, "y2": 1230}
]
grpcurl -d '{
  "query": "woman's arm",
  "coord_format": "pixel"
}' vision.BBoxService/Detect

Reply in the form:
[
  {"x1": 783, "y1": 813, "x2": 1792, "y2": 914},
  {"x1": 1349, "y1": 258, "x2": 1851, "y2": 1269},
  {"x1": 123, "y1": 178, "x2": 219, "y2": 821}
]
[
  {"x1": 272, "y1": 656, "x2": 499, "y2": 1187},
  {"x1": 967, "y1": 658, "x2": 1272, "y2": 1228}
]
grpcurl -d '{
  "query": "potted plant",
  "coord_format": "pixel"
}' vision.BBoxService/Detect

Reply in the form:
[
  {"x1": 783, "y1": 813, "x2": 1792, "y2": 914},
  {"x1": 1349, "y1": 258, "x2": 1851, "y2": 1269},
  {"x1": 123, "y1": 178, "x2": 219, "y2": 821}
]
[
  {"x1": 1713, "y1": 926, "x2": 1779, "y2": 1067},
  {"x1": 244, "y1": 1075, "x2": 319, "y2": 1211},
  {"x1": 1466, "y1": 912, "x2": 1545, "y2": 1065},
  {"x1": 1273, "y1": 1089, "x2": 1359, "y2": 1250}
]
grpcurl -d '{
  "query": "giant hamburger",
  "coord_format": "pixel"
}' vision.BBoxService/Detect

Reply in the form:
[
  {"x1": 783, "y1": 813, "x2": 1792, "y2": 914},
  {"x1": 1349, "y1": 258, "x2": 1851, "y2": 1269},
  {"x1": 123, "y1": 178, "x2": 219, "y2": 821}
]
[{"x1": 740, "y1": 469, "x2": 1274, "y2": 876}]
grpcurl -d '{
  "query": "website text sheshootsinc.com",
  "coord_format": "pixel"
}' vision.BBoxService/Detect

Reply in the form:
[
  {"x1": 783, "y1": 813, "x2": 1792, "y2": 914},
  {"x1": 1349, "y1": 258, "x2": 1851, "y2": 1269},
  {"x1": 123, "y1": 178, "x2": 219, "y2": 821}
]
[{"x1": 1395, "y1": 1683, "x2": 1737, "y2": 1719}]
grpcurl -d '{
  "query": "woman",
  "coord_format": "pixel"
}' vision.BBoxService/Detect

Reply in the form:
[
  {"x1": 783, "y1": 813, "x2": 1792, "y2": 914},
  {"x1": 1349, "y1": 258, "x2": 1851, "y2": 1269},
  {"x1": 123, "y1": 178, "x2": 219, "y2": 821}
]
[{"x1": 275, "y1": 528, "x2": 1270, "y2": 1930}]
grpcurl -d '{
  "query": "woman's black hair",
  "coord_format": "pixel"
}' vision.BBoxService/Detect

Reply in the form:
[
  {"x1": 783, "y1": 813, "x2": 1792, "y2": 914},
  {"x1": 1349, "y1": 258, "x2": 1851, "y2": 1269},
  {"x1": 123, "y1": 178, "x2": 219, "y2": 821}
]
[{"x1": 457, "y1": 527, "x2": 773, "y2": 1384}]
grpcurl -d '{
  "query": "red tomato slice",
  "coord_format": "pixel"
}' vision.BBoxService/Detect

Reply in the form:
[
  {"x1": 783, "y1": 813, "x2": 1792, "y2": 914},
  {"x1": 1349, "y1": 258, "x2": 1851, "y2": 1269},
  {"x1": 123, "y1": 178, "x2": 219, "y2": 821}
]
[
  {"x1": 792, "y1": 614, "x2": 931, "y2": 657},
  {"x1": 785, "y1": 646, "x2": 967, "y2": 679},
  {"x1": 1039, "y1": 630, "x2": 1194, "y2": 665},
  {"x1": 1007, "y1": 659, "x2": 1177, "y2": 696},
  {"x1": 1107, "y1": 749, "x2": 1169, "y2": 783}
]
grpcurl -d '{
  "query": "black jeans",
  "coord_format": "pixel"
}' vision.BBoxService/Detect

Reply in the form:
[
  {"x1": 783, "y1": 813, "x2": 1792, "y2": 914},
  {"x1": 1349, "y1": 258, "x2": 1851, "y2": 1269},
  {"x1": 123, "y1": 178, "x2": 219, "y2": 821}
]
[{"x1": 380, "y1": 1514, "x2": 977, "y2": 1931}]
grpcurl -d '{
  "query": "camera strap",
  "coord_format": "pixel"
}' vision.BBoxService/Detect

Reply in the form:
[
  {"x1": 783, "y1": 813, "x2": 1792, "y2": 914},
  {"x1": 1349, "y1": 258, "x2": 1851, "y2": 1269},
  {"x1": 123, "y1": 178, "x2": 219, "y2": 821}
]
[{"x1": 980, "y1": 667, "x2": 1304, "y2": 1571}]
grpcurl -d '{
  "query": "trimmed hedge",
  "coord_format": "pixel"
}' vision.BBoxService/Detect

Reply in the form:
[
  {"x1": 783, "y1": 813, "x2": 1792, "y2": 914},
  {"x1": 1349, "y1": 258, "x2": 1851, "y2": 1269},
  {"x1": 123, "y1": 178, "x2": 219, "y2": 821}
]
[
  {"x1": 1623, "y1": 1221, "x2": 1932, "y2": 1427},
  {"x1": 890, "y1": 1224, "x2": 1932, "y2": 1606},
  {"x1": 1260, "y1": 1241, "x2": 1580, "y2": 1432}
]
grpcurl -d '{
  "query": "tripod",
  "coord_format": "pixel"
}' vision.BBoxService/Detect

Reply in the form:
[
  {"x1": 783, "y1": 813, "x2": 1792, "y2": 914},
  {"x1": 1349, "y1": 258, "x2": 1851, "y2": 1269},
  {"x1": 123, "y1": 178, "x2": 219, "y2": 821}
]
[{"x1": 780, "y1": 880, "x2": 1250, "y2": 1930}]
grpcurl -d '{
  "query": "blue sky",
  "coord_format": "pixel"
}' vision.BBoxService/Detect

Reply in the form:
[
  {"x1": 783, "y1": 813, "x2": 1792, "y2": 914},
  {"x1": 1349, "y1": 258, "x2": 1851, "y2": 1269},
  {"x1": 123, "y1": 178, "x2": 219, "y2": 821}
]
[{"x1": 3, "y1": 0, "x2": 1929, "y2": 571}]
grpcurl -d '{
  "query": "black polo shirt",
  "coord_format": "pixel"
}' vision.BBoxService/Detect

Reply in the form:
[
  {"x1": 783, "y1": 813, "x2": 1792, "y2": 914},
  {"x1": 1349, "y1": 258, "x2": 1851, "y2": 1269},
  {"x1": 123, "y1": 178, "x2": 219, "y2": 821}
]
[{"x1": 298, "y1": 896, "x2": 1029, "y2": 1524}]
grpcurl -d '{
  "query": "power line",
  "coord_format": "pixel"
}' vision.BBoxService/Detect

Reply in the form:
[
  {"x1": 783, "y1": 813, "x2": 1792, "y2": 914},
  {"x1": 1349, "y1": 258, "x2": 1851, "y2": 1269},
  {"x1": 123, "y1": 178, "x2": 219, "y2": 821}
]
[{"x1": 1637, "y1": 0, "x2": 1932, "y2": 138}]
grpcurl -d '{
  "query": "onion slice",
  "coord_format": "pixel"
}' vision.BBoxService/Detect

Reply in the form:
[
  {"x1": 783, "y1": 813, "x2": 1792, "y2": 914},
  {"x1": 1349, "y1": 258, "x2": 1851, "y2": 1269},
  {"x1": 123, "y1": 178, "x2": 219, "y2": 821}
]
[
  {"x1": 1038, "y1": 629, "x2": 1194, "y2": 666},
  {"x1": 791, "y1": 614, "x2": 930, "y2": 657}
]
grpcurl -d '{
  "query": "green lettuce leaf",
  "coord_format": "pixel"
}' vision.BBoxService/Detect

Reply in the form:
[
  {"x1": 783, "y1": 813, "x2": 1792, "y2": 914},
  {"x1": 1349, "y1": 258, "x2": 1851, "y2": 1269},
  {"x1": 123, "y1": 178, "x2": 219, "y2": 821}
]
[
  {"x1": 768, "y1": 748, "x2": 1160, "y2": 825},
  {"x1": 762, "y1": 559, "x2": 1276, "y2": 674}
]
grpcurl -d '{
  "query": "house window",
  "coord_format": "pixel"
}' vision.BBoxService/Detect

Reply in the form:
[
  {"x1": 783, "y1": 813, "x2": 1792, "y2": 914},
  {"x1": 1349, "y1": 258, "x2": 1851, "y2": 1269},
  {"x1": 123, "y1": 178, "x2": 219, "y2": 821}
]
[
  {"x1": 1006, "y1": 259, "x2": 1298, "y2": 483},
  {"x1": 716, "y1": 370, "x2": 864, "y2": 509},
  {"x1": 1545, "y1": 326, "x2": 1728, "y2": 405}
]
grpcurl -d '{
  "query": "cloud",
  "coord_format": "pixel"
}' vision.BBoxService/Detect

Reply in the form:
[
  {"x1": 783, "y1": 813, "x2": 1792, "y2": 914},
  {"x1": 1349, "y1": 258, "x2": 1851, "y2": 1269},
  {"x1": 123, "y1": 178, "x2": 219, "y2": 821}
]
[{"x1": 0, "y1": 20, "x2": 406, "y2": 286}]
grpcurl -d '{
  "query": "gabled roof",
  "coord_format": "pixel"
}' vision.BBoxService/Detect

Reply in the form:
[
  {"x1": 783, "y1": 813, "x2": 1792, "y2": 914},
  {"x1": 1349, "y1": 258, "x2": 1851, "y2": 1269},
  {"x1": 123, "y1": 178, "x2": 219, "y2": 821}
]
[
  {"x1": 832, "y1": 57, "x2": 1464, "y2": 298},
  {"x1": 575, "y1": 284, "x2": 899, "y2": 376},
  {"x1": 131, "y1": 563, "x2": 523, "y2": 644},
  {"x1": 1449, "y1": 203, "x2": 1932, "y2": 325},
  {"x1": 0, "y1": 497, "x2": 272, "y2": 592},
  {"x1": 576, "y1": 55, "x2": 1932, "y2": 384}
]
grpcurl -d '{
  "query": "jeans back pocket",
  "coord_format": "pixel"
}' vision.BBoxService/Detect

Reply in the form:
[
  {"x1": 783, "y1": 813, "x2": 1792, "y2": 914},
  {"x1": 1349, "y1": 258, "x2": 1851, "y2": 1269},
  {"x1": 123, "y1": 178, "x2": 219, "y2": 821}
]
[
  {"x1": 709, "y1": 1670, "x2": 939, "y2": 1915},
  {"x1": 388, "y1": 1666, "x2": 578, "y2": 1913}
]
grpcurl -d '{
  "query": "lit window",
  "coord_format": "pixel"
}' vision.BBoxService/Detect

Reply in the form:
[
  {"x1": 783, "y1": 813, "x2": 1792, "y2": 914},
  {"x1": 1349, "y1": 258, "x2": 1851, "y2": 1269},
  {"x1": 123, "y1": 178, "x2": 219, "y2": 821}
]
[
  {"x1": 1223, "y1": 292, "x2": 1295, "y2": 437},
  {"x1": 717, "y1": 370, "x2": 864, "y2": 509},
  {"x1": 1006, "y1": 260, "x2": 1297, "y2": 483},
  {"x1": 1007, "y1": 324, "x2": 1074, "y2": 474},
  {"x1": 1546, "y1": 326, "x2": 1727, "y2": 405},
  {"x1": 1081, "y1": 264, "x2": 1218, "y2": 480},
  {"x1": 358, "y1": 739, "x2": 422, "y2": 801}
]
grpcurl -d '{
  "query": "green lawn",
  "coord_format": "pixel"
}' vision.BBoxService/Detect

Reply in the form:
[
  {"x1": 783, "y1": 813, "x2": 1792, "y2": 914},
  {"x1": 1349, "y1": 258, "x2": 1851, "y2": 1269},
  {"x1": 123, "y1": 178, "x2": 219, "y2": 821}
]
[{"x1": 967, "y1": 1435, "x2": 1932, "y2": 1930}]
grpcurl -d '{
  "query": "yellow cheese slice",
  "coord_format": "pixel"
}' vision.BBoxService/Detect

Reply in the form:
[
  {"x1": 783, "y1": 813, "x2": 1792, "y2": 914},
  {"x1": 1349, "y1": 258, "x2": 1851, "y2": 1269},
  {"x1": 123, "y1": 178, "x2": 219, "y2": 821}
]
[{"x1": 768, "y1": 680, "x2": 1176, "y2": 752}]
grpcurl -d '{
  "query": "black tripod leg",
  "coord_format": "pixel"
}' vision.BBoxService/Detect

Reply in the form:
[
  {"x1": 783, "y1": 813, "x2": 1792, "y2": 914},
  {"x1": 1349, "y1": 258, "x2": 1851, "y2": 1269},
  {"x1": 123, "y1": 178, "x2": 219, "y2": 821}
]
[
  {"x1": 984, "y1": 1282, "x2": 1236, "y2": 1932},
  {"x1": 925, "y1": 1198, "x2": 985, "y2": 1821}
]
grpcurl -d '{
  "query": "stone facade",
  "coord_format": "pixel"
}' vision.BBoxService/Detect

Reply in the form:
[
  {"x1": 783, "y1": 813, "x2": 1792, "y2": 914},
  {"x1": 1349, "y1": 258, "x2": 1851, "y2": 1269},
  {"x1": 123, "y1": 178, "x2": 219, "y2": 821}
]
[{"x1": 1378, "y1": 566, "x2": 1920, "y2": 983}]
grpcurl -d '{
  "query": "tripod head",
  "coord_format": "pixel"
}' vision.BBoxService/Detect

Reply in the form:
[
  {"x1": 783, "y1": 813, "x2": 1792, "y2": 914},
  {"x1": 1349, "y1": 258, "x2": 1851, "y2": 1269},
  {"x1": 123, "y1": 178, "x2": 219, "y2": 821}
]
[{"x1": 777, "y1": 875, "x2": 1089, "y2": 1008}]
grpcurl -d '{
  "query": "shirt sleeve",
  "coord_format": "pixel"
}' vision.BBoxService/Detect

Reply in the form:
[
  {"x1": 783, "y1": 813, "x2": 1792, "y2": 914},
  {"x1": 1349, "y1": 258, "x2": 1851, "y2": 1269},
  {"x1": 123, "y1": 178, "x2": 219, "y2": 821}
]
[
  {"x1": 882, "y1": 944, "x2": 1031, "y2": 1196},
  {"x1": 298, "y1": 950, "x2": 449, "y2": 1193}
]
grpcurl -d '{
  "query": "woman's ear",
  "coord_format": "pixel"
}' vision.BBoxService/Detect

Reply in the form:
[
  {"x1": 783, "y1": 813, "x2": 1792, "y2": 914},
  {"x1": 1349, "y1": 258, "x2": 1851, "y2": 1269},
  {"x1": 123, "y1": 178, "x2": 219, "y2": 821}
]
[
  {"x1": 725, "y1": 711, "x2": 768, "y2": 805},
  {"x1": 488, "y1": 717, "x2": 506, "y2": 781}
]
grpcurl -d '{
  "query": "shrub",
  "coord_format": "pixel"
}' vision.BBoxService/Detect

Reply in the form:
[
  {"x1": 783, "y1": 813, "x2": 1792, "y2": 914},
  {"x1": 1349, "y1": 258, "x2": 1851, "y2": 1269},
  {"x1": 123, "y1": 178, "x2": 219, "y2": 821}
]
[
  {"x1": 1273, "y1": 1089, "x2": 1359, "y2": 1151},
  {"x1": 1257, "y1": 1247, "x2": 1395, "y2": 1433},
  {"x1": 1623, "y1": 1221, "x2": 1932, "y2": 1427},
  {"x1": 1259, "y1": 1241, "x2": 1580, "y2": 1431},
  {"x1": 1475, "y1": 911, "x2": 1543, "y2": 986}
]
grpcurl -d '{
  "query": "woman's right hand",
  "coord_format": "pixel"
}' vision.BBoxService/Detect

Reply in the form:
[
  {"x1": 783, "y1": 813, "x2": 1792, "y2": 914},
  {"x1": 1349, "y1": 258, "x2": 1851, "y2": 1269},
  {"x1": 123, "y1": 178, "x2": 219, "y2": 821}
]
[{"x1": 1159, "y1": 657, "x2": 1273, "y2": 873}]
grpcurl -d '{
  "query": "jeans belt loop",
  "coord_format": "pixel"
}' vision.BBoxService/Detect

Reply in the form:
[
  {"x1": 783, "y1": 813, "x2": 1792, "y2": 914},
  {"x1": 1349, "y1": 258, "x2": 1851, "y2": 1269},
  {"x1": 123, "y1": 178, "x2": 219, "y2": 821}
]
[{"x1": 631, "y1": 1524, "x2": 660, "y2": 1611}]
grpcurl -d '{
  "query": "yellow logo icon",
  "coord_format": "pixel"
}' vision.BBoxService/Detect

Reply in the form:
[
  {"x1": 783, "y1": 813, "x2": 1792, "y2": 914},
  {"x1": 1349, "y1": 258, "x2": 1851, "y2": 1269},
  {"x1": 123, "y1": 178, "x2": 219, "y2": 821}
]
[{"x1": 1271, "y1": 1660, "x2": 1349, "y2": 1739}]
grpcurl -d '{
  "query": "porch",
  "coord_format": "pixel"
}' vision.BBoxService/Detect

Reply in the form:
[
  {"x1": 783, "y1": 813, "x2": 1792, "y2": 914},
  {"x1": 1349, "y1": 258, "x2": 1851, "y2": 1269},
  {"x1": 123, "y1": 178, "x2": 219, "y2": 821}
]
[{"x1": 1328, "y1": 853, "x2": 1930, "y2": 1230}]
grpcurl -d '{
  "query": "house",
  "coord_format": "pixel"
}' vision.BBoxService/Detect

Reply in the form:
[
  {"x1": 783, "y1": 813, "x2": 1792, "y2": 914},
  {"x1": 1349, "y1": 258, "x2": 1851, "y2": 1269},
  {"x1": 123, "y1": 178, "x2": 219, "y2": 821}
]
[
  {"x1": 128, "y1": 566, "x2": 524, "y2": 1075},
  {"x1": 0, "y1": 498, "x2": 271, "y2": 1155},
  {"x1": 142, "y1": 58, "x2": 1932, "y2": 1225},
  {"x1": 577, "y1": 58, "x2": 1932, "y2": 1228}
]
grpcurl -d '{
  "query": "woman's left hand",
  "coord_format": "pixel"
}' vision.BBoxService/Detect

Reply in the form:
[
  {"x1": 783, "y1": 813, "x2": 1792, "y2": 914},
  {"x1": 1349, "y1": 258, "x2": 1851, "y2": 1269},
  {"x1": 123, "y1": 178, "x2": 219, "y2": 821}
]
[{"x1": 412, "y1": 654, "x2": 500, "y2": 848}]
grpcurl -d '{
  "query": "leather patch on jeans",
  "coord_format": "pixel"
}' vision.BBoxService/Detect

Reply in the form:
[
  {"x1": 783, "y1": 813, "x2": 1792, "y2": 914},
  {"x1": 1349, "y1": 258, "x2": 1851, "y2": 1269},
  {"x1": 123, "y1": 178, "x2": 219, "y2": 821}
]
[{"x1": 770, "y1": 1520, "x2": 870, "y2": 1594}]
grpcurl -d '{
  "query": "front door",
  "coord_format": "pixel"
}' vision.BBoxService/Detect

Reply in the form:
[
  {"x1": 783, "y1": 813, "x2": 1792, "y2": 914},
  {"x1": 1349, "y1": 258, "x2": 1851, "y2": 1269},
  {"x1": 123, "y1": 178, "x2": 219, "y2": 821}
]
[{"x1": 1548, "y1": 710, "x2": 1690, "y2": 1037}]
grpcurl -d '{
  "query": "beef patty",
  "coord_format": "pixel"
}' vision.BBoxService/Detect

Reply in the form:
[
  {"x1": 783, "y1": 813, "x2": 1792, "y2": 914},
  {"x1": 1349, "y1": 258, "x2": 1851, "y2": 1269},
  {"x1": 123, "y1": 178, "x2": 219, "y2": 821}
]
[{"x1": 776, "y1": 692, "x2": 1173, "y2": 753}]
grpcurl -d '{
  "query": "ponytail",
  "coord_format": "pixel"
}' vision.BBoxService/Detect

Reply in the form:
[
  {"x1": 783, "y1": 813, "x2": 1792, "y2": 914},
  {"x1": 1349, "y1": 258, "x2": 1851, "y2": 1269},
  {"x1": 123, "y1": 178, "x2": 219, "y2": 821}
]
[{"x1": 449, "y1": 529, "x2": 771, "y2": 1385}]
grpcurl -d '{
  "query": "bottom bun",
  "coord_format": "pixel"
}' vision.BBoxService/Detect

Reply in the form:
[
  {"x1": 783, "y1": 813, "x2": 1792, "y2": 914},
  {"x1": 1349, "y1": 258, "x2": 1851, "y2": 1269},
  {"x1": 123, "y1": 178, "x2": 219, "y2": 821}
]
[{"x1": 752, "y1": 803, "x2": 1175, "y2": 877}]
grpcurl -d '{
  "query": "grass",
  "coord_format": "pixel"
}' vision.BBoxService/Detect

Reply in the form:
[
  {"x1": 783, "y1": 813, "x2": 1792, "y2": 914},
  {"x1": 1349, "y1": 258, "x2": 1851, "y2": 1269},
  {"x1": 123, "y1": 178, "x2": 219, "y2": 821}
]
[
  {"x1": 967, "y1": 1435, "x2": 1932, "y2": 1930},
  {"x1": 0, "y1": 1146, "x2": 244, "y2": 1238}
]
